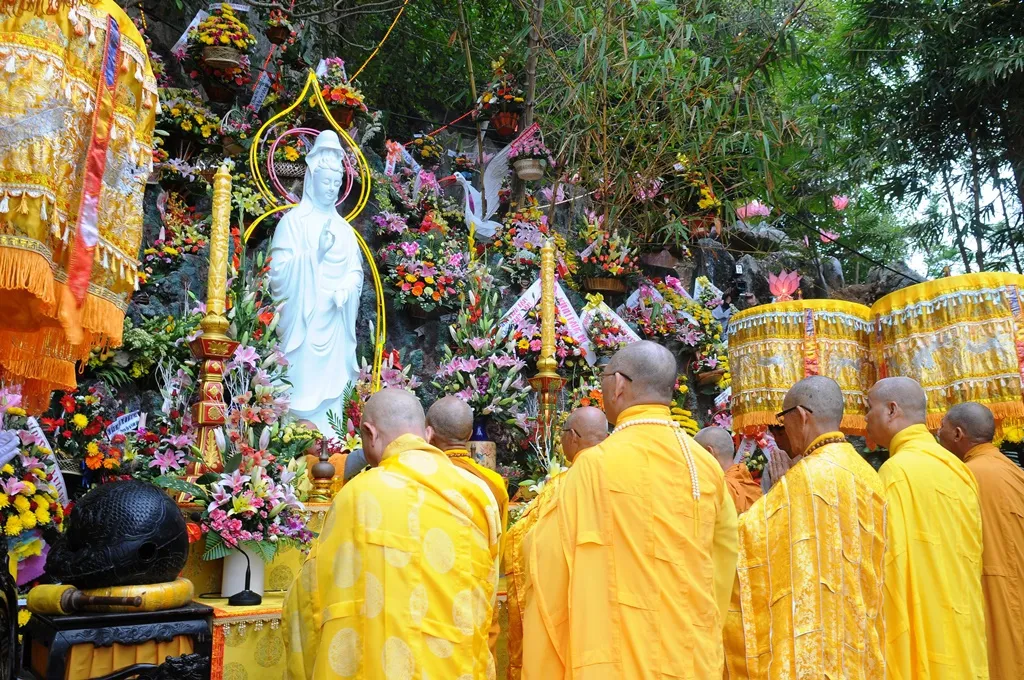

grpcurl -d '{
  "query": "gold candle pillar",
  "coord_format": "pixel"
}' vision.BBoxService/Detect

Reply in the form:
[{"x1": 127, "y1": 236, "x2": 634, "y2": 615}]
[
  {"x1": 188, "y1": 164, "x2": 238, "y2": 473},
  {"x1": 529, "y1": 239, "x2": 565, "y2": 442}
]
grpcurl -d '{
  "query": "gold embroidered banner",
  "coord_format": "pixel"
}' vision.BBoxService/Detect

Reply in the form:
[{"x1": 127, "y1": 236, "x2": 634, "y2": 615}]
[{"x1": 730, "y1": 272, "x2": 1024, "y2": 438}]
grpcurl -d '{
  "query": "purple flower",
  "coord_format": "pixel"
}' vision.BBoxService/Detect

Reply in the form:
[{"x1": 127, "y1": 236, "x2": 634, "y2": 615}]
[
  {"x1": 468, "y1": 337, "x2": 489, "y2": 351},
  {"x1": 149, "y1": 450, "x2": 183, "y2": 474},
  {"x1": 165, "y1": 433, "x2": 194, "y2": 450},
  {"x1": 399, "y1": 241, "x2": 420, "y2": 258},
  {"x1": 231, "y1": 345, "x2": 260, "y2": 369},
  {"x1": 0, "y1": 478, "x2": 26, "y2": 496}
]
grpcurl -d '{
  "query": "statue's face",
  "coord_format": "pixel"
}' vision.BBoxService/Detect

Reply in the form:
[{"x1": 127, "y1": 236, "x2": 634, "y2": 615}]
[{"x1": 310, "y1": 166, "x2": 343, "y2": 209}]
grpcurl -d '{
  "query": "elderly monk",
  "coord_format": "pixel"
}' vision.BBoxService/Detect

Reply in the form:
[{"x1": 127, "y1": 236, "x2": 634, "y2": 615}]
[
  {"x1": 523, "y1": 341, "x2": 738, "y2": 679},
  {"x1": 505, "y1": 406, "x2": 607, "y2": 680},
  {"x1": 696, "y1": 426, "x2": 762, "y2": 514},
  {"x1": 426, "y1": 395, "x2": 509, "y2": 659},
  {"x1": 724, "y1": 376, "x2": 887, "y2": 679},
  {"x1": 867, "y1": 377, "x2": 986, "y2": 680},
  {"x1": 283, "y1": 389, "x2": 502, "y2": 680},
  {"x1": 939, "y1": 402, "x2": 1024, "y2": 680}
]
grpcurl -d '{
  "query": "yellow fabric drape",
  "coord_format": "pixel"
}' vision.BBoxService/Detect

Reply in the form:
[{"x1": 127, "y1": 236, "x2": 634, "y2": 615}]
[
  {"x1": 282, "y1": 434, "x2": 502, "y2": 679},
  {"x1": 504, "y1": 471, "x2": 565, "y2": 680},
  {"x1": 724, "y1": 433, "x2": 887, "y2": 679},
  {"x1": 881, "y1": 424, "x2": 987, "y2": 680},
  {"x1": 523, "y1": 404, "x2": 738, "y2": 679},
  {"x1": 445, "y1": 448, "x2": 510, "y2": 661},
  {"x1": 64, "y1": 636, "x2": 194, "y2": 680},
  {"x1": 962, "y1": 442, "x2": 1024, "y2": 680}
]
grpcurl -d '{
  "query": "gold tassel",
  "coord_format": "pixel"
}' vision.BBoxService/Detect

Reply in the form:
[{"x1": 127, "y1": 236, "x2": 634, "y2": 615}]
[{"x1": 18, "y1": 194, "x2": 28, "y2": 215}]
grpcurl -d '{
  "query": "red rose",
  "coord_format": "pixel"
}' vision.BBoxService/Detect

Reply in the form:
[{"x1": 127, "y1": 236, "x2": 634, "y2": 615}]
[{"x1": 62, "y1": 430, "x2": 72, "y2": 439}]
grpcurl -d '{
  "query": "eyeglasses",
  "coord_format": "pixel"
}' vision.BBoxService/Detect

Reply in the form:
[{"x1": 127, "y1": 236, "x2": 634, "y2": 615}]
[
  {"x1": 562, "y1": 426, "x2": 579, "y2": 437},
  {"x1": 775, "y1": 404, "x2": 813, "y2": 424},
  {"x1": 600, "y1": 369, "x2": 633, "y2": 382}
]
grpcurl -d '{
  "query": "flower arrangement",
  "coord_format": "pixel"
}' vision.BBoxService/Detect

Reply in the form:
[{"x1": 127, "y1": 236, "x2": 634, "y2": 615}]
[
  {"x1": 266, "y1": 8, "x2": 295, "y2": 38},
  {"x1": 0, "y1": 404, "x2": 66, "y2": 585},
  {"x1": 670, "y1": 376, "x2": 699, "y2": 435},
  {"x1": 490, "y1": 203, "x2": 551, "y2": 287},
  {"x1": 379, "y1": 232, "x2": 468, "y2": 313},
  {"x1": 576, "y1": 212, "x2": 641, "y2": 280},
  {"x1": 372, "y1": 211, "x2": 410, "y2": 238},
  {"x1": 157, "y1": 90, "x2": 219, "y2": 146},
  {"x1": 509, "y1": 302, "x2": 586, "y2": 373},
  {"x1": 272, "y1": 142, "x2": 305, "y2": 164},
  {"x1": 190, "y1": 55, "x2": 253, "y2": 89},
  {"x1": 220, "y1": 105, "x2": 260, "y2": 144},
  {"x1": 694, "y1": 275, "x2": 724, "y2": 309},
  {"x1": 340, "y1": 350, "x2": 422, "y2": 434},
  {"x1": 141, "y1": 194, "x2": 208, "y2": 280},
  {"x1": 408, "y1": 135, "x2": 444, "y2": 167},
  {"x1": 585, "y1": 317, "x2": 633, "y2": 358},
  {"x1": 39, "y1": 387, "x2": 116, "y2": 473},
  {"x1": 475, "y1": 57, "x2": 525, "y2": 116},
  {"x1": 508, "y1": 137, "x2": 554, "y2": 165},
  {"x1": 189, "y1": 4, "x2": 257, "y2": 52},
  {"x1": 434, "y1": 275, "x2": 530, "y2": 425},
  {"x1": 313, "y1": 58, "x2": 368, "y2": 114},
  {"x1": 673, "y1": 153, "x2": 721, "y2": 215}
]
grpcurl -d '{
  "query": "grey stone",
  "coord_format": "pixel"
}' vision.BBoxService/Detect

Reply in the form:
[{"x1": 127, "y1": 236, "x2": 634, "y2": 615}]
[
  {"x1": 867, "y1": 261, "x2": 920, "y2": 297},
  {"x1": 726, "y1": 221, "x2": 799, "y2": 254},
  {"x1": 820, "y1": 256, "x2": 845, "y2": 291},
  {"x1": 694, "y1": 238, "x2": 736, "y2": 292}
]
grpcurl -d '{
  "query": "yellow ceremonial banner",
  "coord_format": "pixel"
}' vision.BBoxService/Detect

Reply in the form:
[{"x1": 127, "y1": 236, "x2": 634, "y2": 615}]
[
  {"x1": 730, "y1": 299, "x2": 875, "y2": 434},
  {"x1": 730, "y1": 272, "x2": 1024, "y2": 437}
]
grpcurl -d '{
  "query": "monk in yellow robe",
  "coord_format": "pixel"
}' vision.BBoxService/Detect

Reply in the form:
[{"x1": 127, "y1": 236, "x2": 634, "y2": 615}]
[
  {"x1": 505, "y1": 405, "x2": 607, "y2": 680},
  {"x1": 523, "y1": 341, "x2": 738, "y2": 679},
  {"x1": 866, "y1": 377, "x2": 987, "y2": 680},
  {"x1": 283, "y1": 389, "x2": 502, "y2": 679},
  {"x1": 426, "y1": 395, "x2": 509, "y2": 659},
  {"x1": 696, "y1": 426, "x2": 762, "y2": 514},
  {"x1": 939, "y1": 402, "x2": 1024, "y2": 680},
  {"x1": 724, "y1": 376, "x2": 887, "y2": 678}
]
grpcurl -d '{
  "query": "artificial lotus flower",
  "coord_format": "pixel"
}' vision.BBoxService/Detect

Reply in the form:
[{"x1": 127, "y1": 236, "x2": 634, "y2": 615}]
[
  {"x1": 820, "y1": 230, "x2": 839, "y2": 244},
  {"x1": 768, "y1": 269, "x2": 801, "y2": 302},
  {"x1": 832, "y1": 195, "x2": 850, "y2": 211},
  {"x1": 735, "y1": 200, "x2": 771, "y2": 221}
]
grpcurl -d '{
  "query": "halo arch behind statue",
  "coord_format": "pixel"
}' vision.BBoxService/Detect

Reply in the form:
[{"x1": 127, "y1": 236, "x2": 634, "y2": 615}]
[{"x1": 244, "y1": 70, "x2": 384, "y2": 391}]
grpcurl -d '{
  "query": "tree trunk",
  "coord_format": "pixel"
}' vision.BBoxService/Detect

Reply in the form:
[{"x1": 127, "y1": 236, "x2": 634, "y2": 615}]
[
  {"x1": 454, "y1": 0, "x2": 486, "y2": 193},
  {"x1": 994, "y1": 172, "x2": 1023, "y2": 274},
  {"x1": 941, "y1": 166, "x2": 972, "y2": 273},
  {"x1": 512, "y1": 0, "x2": 545, "y2": 205},
  {"x1": 967, "y1": 136, "x2": 986, "y2": 271}
]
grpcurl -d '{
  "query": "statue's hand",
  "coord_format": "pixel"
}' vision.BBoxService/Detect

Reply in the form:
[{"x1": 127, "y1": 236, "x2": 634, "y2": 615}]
[
  {"x1": 318, "y1": 222, "x2": 336, "y2": 258},
  {"x1": 332, "y1": 290, "x2": 348, "y2": 308}
]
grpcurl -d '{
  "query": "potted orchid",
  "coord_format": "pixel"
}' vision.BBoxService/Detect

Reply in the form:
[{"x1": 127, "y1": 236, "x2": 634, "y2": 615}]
[
  {"x1": 508, "y1": 137, "x2": 553, "y2": 181},
  {"x1": 219, "y1": 105, "x2": 260, "y2": 156},
  {"x1": 265, "y1": 9, "x2": 295, "y2": 45}
]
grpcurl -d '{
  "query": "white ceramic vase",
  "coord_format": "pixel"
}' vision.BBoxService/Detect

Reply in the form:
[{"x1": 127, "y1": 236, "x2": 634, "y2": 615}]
[{"x1": 220, "y1": 544, "x2": 266, "y2": 598}]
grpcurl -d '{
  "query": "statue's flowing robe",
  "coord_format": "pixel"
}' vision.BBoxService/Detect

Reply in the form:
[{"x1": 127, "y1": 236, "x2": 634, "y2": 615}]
[{"x1": 269, "y1": 203, "x2": 362, "y2": 431}]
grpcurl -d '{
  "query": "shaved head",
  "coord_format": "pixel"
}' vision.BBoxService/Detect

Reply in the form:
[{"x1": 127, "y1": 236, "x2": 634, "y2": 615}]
[
  {"x1": 866, "y1": 377, "x2": 928, "y2": 449},
  {"x1": 562, "y1": 406, "x2": 608, "y2": 462},
  {"x1": 695, "y1": 427, "x2": 735, "y2": 471},
  {"x1": 426, "y1": 396, "x2": 474, "y2": 450},
  {"x1": 604, "y1": 341, "x2": 678, "y2": 423},
  {"x1": 361, "y1": 388, "x2": 426, "y2": 465},
  {"x1": 779, "y1": 375, "x2": 847, "y2": 456},
  {"x1": 939, "y1": 402, "x2": 995, "y2": 459}
]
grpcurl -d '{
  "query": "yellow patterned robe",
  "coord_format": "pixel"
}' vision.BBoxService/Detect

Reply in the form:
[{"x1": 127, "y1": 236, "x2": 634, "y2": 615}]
[
  {"x1": 880, "y1": 425, "x2": 987, "y2": 680},
  {"x1": 724, "y1": 433, "x2": 887, "y2": 679},
  {"x1": 504, "y1": 470, "x2": 565, "y2": 680},
  {"x1": 282, "y1": 434, "x2": 502, "y2": 679},
  {"x1": 523, "y1": 404, "x2": 738, "y2": 679},
  {"x1": 0, "y1": 0, "x2": 155, "y2": 409}
]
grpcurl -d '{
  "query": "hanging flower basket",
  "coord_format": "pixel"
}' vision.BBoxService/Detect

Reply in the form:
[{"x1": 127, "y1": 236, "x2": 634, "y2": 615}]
[
  {"x1": 202, "y1": 46, "x2": 243, "y2": 70},
  {"x1": 696, "y1": 368, "x2": 726, "y2": 387},
  {"x1": 514, "y1": 158, "x2": 546, "y2": 181},
  {"x1": 265, "y1": 25, "x2": 290, "y2": 45},
  {"x1": 583, "y1": 277, "x2": 627, "y2": 294},
  {"x1": 491, "y1": 110, "x2": 520, "y2": 138},
  {"x1": 274, "y1": 161, "x2": 306, "y2": 179},
  {"x1": 328, "y1": 105, "x2": 355, "y2": 130},
  {"x1": 204, "y1": 82, "x2": 235, "y2": 105}
]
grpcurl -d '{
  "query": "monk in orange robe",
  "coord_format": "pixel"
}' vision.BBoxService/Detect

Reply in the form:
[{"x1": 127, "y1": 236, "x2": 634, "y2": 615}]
[
  {"x1": 696, "y1": 426, "x2": 762, "y2": 513},
  {"x1": 426, "y1": 395, "x2": 509, "y2": 660},
  {"x1": 939, "y1": 402, "x2": 1024, "y2": 680},
  {"x1": 504, "y1": 405, "x2": 607, "y2": 680},
  {"x1": 724, "y1": 375, "x2": 887, "y2": 678},
  {"x1": 523, "y1": 341, "x2": 738, "y2": 679}
]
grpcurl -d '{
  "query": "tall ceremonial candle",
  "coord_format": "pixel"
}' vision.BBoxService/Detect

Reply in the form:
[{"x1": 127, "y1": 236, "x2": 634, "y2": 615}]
[
  {"x1": 207, "y1": 165, "x2": 232, "y2": 325},
  {"x1": 538, "y1": 239, "x2": 557, "y2": 375}
]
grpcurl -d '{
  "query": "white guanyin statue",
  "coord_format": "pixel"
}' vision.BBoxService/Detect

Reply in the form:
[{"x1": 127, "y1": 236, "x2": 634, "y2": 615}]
[{"x1": 269, "y1": 131, "x2": 363, "y2": 435}]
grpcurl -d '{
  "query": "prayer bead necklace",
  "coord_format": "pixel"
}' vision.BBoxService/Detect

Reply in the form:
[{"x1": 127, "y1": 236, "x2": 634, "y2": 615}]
[{"x1": 611, "y1": 419, "x2": 700, "y2": 501}]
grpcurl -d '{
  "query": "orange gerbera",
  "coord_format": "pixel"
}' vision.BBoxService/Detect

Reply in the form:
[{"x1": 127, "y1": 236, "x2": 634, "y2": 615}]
[
  {"x1": 412, "y1": 284, "x2": 424, "y2": 297},
  {"x1": 85, "y1": 454, "x2": 102, "y2": 470}
]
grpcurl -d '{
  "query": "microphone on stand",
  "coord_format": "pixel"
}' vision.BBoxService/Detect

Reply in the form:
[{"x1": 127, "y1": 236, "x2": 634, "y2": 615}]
[{"x1": 190, "y1": 512, "x2": 262, "y2": 606}]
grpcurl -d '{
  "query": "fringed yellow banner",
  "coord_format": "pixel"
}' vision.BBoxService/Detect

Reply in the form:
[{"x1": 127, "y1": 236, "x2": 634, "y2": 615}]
[{"x1": 730, "y1": 273, "x2": 1024, "y2": 438}]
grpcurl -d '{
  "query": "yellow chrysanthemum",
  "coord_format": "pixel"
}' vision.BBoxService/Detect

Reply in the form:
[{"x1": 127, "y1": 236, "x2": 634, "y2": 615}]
[
  {"x1": 21, "y1": 481, "x2": 35, "y2": 496},
  {"x1": 0, "y1": 494, "x2": 8, "y2": 509},
  {"x1": 35, "y1": 508, "x2": 50, "y2": 525},
  {"x1": 71, "y1": 413, "x2": 88, "y2": 430},
  {"x1": 17, "y1": 610, "x2": 30, "y2": 627},
  {"x1": 19, "y1": 511, "x2": 36, "y2": 529},
  {"x1": 1, "y1": 464, "x2": 12, "y2": 475},
  {"x1": 6, "y1": 407, "x2": 25, "y2": 417},
  {"x1": 5, "y1": 515, "x2": 22, "y2": 536},
  {"x1": 12, "y1": 496, "x2": 29, "y2": 512}
]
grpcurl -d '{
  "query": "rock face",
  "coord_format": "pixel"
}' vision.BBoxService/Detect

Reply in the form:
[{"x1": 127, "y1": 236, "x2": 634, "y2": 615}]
[
  {"x1": 726, "y1": 221, "x2": 800, "y2": 254},
  {"x1": 821, "y1": 256, "x2": 846, "y2": 291},
  {"x1": 867, "y1": 261, "x2": 921, "y2": 298},
  {"x1": 695, "y1": 238, "x2": 736, "y2": 292}
]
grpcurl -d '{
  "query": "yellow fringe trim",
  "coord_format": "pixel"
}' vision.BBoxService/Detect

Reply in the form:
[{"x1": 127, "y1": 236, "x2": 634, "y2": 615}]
[
  {"x1": 872, "y1": 272, "x2": 1024, "y2": 317},
  {"x1": 731, "y1": 298, "x2": 873, "y2": 326},
  {"x1": 733, "y1": 412, "x2": 867, "y2": 437},
  {"x1": 0, "y1": 246, "x2": 57, "y2": 320}
]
